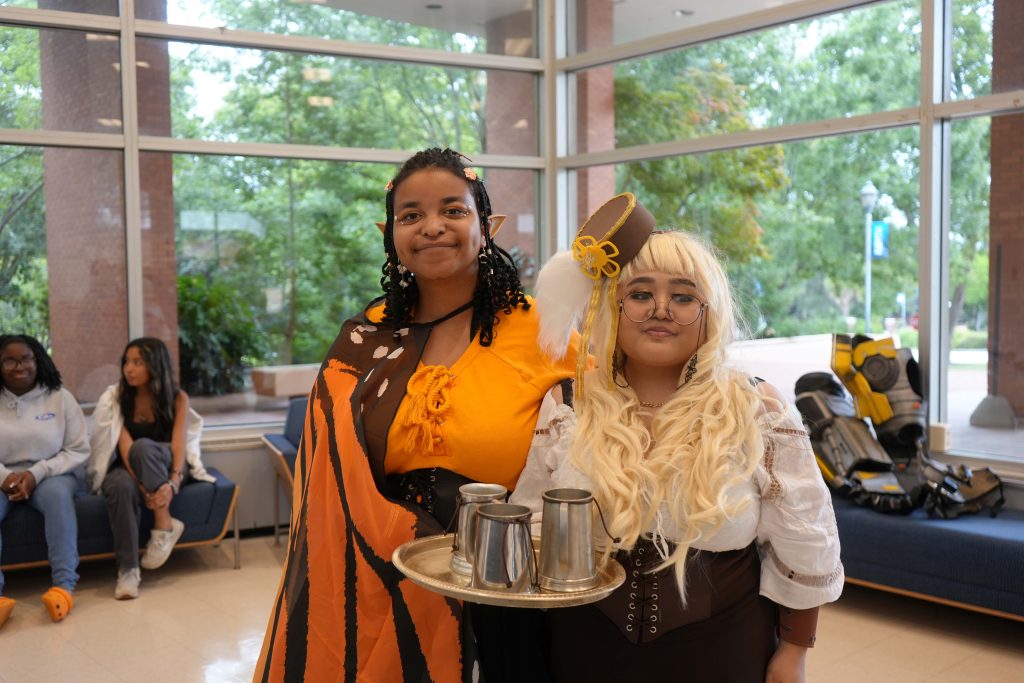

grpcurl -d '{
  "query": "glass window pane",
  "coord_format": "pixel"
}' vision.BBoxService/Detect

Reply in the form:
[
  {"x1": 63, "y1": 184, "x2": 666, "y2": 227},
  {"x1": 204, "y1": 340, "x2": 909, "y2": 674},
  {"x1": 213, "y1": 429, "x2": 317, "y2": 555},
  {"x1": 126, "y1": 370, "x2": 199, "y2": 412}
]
[
  {"x1": 1, "y1": 0, "x2": 117, "y2": 15},
  {"x1": 948, "y1": 115, "x2": 1021, "y2": 459},
  {"x1": 139, "y1": 38, "x2": 537, "y2": 154},
  {"x1": 140, "y1": 1, "x2": 536, "y2": 57},
  {"x1": 140, "y1": 152, "x2": 538, "y2": 425},
  {"x1": 574, "y1": 1, "x2": 919, "y2": 153},
  {"x1": 0, "y1": 25, "x2": 122, "y2": 133},
  {"x1": 0, "y1": 145, "x2": 128, "y2": 403},
  {"x1": 575, "y1": 128, "x2": 920, "y2": 402},
  {"x1": 952, "y1": 0, "x2": 1024, "y2": 100}
]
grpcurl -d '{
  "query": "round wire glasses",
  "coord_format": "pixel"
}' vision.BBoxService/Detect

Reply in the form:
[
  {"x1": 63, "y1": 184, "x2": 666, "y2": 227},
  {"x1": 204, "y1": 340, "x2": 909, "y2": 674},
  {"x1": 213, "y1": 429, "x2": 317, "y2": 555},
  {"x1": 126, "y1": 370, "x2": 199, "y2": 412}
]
[{"x1": 618, "y1": 294, "x2": 706, "y2": 326}]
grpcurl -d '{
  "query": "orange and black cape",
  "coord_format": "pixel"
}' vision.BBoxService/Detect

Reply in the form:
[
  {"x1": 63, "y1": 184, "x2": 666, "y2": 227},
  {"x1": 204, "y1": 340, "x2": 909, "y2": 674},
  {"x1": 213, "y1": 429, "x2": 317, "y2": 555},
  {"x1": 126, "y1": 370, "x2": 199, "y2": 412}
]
[{"x1": 255, "y1": 300, "x2": 466, "y2": 683}]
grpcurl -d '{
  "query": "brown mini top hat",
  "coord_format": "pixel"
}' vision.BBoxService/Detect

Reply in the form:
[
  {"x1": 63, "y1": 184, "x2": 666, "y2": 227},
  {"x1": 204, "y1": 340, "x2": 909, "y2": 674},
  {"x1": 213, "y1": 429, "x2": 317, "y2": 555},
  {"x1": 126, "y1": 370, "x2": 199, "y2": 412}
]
[{"x1": 535, "y1": 192, "x2": 656, "y2": 397}]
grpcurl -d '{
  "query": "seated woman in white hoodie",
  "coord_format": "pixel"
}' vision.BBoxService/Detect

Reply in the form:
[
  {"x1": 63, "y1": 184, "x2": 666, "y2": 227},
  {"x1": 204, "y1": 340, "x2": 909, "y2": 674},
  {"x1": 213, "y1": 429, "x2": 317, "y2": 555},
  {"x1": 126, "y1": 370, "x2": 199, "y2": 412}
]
[
  {"x1": 0, "y1": 334, "x2": 89, "y2": 628},
  {"x1": 88, "y1": 337, "x2": 212, "y2": 600}
]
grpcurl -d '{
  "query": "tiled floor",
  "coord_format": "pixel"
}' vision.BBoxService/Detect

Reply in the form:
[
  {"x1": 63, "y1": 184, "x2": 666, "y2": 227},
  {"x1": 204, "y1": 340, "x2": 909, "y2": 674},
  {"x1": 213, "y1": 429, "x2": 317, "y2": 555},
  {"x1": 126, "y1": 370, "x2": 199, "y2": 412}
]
[{"x1": 1, "y1": 536, "x2": 1022, "y2": 682}]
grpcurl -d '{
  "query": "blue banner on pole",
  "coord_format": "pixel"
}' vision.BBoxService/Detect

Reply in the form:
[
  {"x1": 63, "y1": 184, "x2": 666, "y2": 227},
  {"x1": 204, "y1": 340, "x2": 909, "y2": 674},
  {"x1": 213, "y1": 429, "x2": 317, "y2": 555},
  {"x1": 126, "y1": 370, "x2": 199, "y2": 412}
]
[{"x1": 872, "y1": 220, "x2": 889, "y2": 259}]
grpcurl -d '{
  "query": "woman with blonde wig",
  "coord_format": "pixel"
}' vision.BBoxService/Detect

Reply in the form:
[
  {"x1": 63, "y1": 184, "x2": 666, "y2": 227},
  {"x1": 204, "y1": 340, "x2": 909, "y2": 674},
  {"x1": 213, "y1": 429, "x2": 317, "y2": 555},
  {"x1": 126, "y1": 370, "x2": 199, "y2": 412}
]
[{"x1": 513, "y1": 195, "x2": 843, "y2": 682}]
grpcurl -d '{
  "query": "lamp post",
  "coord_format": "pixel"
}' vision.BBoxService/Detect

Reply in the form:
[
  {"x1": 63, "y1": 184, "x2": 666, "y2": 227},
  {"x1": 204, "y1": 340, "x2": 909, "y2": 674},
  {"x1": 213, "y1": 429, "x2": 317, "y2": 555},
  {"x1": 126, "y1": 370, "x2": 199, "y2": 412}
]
[{"x1": 860, "y1": 180, "x2": 879, "y2": 334}]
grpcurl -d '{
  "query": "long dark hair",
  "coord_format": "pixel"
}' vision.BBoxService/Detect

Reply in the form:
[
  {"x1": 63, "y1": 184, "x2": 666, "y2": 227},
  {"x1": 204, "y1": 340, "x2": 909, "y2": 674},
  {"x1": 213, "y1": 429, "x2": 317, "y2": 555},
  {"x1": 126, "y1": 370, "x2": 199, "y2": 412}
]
[
  {"x1": 0, "y1": 334, "x2": 62, "y2": 392},
  {"x1": 380, "y1": 147, "x2": 529, "y2": 346},
  {"x1": 118, "y1": 337, "x2": 178, "y2": 431}
]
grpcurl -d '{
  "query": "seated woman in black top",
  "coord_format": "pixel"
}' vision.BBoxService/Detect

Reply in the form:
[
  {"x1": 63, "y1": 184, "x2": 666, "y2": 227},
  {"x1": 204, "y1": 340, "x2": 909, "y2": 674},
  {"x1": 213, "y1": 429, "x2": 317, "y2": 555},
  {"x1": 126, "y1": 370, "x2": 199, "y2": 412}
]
[{"x1": 87, "y1": 338, "x2": 209, "y2": 599}]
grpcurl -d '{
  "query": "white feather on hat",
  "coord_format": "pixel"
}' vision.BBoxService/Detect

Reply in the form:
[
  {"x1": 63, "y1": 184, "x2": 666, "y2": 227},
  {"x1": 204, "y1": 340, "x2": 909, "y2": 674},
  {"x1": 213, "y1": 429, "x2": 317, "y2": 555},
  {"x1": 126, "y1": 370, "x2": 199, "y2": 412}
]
[{"x1": 535, "y1": 249, "x2": 594, "y2": 360}]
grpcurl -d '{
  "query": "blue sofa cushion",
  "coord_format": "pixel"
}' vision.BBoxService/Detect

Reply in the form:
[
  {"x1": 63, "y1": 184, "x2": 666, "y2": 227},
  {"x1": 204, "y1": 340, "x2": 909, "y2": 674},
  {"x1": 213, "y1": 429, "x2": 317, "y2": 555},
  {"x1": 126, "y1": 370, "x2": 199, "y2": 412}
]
[
  {"x1": 0, "y1": 466, "x2": 236, "y2": 567},
  {"x1": 833, "y1": 492, "x2": 1024, "y2": 617}
]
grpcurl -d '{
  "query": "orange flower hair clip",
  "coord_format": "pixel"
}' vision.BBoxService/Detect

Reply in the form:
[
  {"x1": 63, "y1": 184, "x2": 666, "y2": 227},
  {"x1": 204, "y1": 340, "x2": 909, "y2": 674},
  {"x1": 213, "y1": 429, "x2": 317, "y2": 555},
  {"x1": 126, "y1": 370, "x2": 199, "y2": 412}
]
[
  {"x1": 385, "y1": 179, "x2": 394, "y2": 191},
  {"x1": 463, "y1": 168, "x2": 478, "y2": 182}
]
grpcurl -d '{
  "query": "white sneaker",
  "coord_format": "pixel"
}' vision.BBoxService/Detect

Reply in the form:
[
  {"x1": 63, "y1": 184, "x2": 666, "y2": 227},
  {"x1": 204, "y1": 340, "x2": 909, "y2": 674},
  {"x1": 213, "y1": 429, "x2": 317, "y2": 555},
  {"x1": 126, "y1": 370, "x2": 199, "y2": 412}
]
[
  {"x1": 140, "y1": 518, "x2": 185, "y2": 570},
  {"x1": 114, "y1": 567, "x2": 141, "y2": 600}
]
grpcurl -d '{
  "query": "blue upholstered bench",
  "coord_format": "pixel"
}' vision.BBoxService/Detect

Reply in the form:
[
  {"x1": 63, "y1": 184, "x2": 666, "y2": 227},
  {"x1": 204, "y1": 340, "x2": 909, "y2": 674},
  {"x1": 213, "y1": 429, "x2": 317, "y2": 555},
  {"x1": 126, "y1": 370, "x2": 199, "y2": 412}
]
[
  {"x1": 1, "y1": 466, "x2": 239, "y2": 571},
  {"x1": 833, "y1": 492, "x2": 1024, "y2": 620}
]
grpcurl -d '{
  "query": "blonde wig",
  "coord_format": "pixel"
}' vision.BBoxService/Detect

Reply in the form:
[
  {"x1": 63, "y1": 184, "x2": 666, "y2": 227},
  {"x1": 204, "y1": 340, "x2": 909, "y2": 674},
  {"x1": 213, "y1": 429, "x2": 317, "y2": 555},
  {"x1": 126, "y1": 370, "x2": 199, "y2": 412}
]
[{"x1": 572, "y1": 231, "x2": 772, "y2": 601}]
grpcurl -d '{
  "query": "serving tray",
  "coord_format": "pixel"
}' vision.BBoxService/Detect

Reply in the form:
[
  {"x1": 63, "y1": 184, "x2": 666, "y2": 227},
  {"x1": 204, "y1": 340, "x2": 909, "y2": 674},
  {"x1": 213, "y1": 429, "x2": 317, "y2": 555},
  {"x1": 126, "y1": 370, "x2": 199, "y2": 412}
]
[{"x1": 393, "y1": 534, "x2": 625, "y2": 608}]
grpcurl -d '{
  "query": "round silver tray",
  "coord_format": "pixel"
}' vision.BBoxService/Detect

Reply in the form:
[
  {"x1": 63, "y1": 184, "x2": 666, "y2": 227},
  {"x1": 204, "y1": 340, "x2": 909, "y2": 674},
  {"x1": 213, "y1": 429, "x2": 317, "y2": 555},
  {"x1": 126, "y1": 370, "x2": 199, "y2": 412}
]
[{"x1": 392, "y1": 534, "x2": 625, "y2": 608}]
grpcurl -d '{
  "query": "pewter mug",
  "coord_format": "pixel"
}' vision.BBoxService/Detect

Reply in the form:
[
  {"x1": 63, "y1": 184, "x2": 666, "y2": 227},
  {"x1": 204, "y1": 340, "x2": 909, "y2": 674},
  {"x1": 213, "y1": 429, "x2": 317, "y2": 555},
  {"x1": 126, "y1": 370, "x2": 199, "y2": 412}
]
[
  {"x1": 539, "y1": 488, "x2": 601, "y2": 592},
  {"x1": 470, "y1": 503, "x2": 537, "y2": 593},
  {"x1": 450, "y1": 483, "x2": 508, "y2": 576}
]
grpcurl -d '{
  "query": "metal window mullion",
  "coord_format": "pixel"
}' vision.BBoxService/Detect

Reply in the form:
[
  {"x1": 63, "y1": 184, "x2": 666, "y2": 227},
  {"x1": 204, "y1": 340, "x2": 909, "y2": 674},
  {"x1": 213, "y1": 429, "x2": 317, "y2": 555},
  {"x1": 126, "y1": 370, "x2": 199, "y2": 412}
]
[
  {"x1": 933, "y1": 88, "x2": 1024, "y2": 120},
  {"x1": 132, "y1": 19, "x2": 542, "y2": 74},
  {"x1": 136, "y1": 136, "x2": 543, "y2": 169},
  {"x1": 0, "y1": 6, "x2": 120, "y2": 31},
  {"x1": 542, "y1": 0, "x2": 570, "y2": 260},
  {"x1": 557, "y1": 0, "x2": 882, "y2": 72},
  {"x1": 558, "y1": 107, "x2": 919, "y2": 170},
  {"x1": 120, "y1": 2, "x2": 144, "y2": 339},
  {"x1": 918, "y1": 0, "x2": 953, "y2": 425},
  {"x1": 0, "y1": 128, "x2": 124, "y2": 149}
]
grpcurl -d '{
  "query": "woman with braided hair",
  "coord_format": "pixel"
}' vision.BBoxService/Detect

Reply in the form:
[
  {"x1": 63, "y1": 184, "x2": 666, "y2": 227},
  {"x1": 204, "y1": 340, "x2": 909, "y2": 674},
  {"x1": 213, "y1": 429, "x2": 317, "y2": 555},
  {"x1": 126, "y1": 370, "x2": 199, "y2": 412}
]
[{"x1": 256, "y1": 148, "x2": 580, "y2": 682}]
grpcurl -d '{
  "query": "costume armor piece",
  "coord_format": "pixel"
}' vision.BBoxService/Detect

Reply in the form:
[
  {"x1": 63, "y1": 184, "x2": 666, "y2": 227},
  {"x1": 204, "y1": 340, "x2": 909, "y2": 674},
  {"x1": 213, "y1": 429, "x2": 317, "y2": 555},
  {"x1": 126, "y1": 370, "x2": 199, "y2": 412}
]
[
  {"x1": 831, "y1": 334, "x2": 926, "y2": 464},
  {"x1": 795, "y1": 371, "x2": 913, "y2": 514}
]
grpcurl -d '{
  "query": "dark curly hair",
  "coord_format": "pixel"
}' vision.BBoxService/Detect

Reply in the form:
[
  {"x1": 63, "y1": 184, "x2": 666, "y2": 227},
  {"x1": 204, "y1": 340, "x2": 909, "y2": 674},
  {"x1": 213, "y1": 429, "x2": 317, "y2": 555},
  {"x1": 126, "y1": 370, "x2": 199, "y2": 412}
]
[
  {"x1": 379, "y1": 148, "x2": 529, "y2": 346},
  {"x1": 118, "y1": 337, "x2": 179, "y2": 435},
  {"x1": 0, "y1": 334, "x2": 62, "y2": 392}
]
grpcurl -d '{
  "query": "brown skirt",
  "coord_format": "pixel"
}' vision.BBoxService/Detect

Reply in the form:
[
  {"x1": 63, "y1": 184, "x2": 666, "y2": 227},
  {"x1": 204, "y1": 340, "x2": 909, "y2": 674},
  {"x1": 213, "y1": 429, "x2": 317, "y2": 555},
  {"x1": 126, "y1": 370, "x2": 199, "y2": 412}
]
[{"x1": 549, "y1": 544, "x2": 777, "y2": 683}]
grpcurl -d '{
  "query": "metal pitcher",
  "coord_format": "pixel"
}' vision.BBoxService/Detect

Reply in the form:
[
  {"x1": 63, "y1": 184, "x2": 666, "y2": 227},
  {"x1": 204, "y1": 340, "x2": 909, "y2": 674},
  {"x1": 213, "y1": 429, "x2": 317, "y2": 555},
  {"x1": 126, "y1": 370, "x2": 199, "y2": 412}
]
[
  {"x1": 470, "y1": 503, "x2": 537, "y2": 593},
  {"x1": 539, "y1": 488, "x2": 615, "y2": 592},
  {"x1": 450, "y1": 483, "x2": 508, "y2": 576}
]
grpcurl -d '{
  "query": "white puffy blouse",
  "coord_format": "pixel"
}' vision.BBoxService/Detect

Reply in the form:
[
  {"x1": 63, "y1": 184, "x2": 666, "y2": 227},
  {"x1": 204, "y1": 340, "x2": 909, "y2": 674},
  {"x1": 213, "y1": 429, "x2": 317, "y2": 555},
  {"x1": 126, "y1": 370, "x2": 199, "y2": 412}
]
[{"x1": 510, "y1": 394, "x2": 845, "y2": 610}]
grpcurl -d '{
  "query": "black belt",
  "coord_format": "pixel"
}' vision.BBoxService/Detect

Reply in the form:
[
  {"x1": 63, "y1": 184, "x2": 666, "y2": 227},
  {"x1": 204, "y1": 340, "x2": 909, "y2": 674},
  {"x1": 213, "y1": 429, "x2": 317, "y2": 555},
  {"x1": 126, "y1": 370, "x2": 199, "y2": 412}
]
[{"x1": 383, "y1": 467, "x2": 478, "y2": 530}]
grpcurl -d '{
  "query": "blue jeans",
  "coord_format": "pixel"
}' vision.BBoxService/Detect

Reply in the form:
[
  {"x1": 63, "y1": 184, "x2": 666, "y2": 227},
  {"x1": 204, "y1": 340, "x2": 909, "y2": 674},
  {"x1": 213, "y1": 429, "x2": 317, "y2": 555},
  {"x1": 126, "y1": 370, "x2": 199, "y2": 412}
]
[{"x1": 0, "y1": 472, "x2": 80, "y2": 593}]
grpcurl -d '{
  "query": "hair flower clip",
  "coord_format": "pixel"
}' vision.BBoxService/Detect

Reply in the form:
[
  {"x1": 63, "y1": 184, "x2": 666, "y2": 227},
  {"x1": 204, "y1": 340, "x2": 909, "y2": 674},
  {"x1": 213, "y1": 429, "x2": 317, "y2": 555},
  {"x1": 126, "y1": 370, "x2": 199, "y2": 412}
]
[
  {"x1": 463, "y1": 168, "x2": 478, "y2": 182},
  {"x1": 385, "y1": 179, "x2": 394, "y2": 191}
]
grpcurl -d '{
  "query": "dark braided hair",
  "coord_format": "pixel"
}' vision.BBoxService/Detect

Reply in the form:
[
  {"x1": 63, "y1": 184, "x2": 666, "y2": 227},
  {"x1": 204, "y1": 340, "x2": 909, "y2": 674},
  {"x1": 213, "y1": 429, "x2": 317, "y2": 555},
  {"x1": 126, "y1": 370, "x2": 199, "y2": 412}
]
[
  {"x1": 0, "y1": 334, "x2": 62, "y2": 392},
  {"x1": 379, "y1": 148, "x2": 529, "y2": 346}
]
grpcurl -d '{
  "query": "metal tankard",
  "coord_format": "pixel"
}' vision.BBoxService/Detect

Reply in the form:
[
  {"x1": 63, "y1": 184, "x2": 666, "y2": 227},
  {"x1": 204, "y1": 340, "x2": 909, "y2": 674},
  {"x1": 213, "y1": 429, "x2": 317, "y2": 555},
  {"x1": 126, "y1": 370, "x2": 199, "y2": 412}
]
[
  {"x1": 470, "y1": 503, "x2": 537, "y2": 593},
  {"x1": 539, "y1": 488, "x2": 616, "y2": 592},
  {"x1": 450, "y1": 483, "x2": 508, "y2": 576}
]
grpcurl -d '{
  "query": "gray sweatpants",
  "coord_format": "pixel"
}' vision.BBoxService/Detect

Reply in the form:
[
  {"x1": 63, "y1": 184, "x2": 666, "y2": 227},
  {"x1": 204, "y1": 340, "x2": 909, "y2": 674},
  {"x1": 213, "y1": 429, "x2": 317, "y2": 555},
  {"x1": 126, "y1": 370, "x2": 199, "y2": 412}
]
[{"x1": 101, "y1": 438, "x2": 187, "y2": 570}]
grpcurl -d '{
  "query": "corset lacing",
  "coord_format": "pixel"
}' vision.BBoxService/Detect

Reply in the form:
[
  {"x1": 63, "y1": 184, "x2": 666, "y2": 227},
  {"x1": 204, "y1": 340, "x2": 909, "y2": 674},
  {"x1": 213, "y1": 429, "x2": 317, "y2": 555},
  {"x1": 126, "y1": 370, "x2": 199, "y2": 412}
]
[{"x1": 622, "y1": 539, "x2": 664, "y2": 639}]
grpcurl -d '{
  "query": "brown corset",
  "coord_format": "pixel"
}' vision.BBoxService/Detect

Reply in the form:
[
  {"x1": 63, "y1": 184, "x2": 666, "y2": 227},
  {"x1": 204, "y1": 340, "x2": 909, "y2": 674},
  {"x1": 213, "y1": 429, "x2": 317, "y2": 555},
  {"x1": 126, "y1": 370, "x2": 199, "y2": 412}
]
[{"x1": 593, "y1": 539, "x2": 761, "y2": 644}]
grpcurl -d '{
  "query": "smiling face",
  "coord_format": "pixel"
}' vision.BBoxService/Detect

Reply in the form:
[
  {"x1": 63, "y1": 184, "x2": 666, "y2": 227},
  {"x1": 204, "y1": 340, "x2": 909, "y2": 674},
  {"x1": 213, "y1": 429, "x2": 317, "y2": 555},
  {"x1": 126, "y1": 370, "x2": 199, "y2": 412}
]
[
  {"x1": 391, "y1": 167, "x2": 484, "y2": 284},
  {"x1": 616, "y1": 270, "x2": 707, "y2": 376},
  {"x1": 122, "y1": 345, "x2": 152, "y2": 388},
  {"x1": 0, "y1": 341, "x2": 38, "y2": 396}
]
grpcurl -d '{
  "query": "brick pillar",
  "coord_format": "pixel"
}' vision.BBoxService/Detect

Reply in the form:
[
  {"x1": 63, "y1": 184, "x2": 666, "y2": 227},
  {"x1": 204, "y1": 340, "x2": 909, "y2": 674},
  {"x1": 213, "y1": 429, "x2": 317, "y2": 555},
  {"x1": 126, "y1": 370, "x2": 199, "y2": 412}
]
[
  {"x1": 39, "y1": 0, "x2": 124, "y2": 401},
  {"x1": 986, "y1": 0, "x2": 1024, "y2": 417},
  {"x1": 485, "y1": 10, "x2": 540, "y2": 286},
  {"x1": 135, "y1": 31, "x2": 179, "y2": 360},
  {"x1": 575, "y1": 0, "x2": 616, "y2": 220},
  {"x1": 38, "y1": 0, "x2": 177, "y2": 401}
]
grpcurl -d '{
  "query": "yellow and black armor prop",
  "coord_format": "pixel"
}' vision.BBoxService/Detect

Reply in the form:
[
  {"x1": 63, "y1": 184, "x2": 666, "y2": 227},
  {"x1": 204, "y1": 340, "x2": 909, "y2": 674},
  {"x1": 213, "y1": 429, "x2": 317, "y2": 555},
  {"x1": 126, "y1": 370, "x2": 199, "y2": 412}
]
[
  {"x1": 830, "y1": 334, "x2": 926, "y2": 464},
  {"x1": 913, "y1": 454, "x2": 1005, "y2": 518},
  {"x1": 798, "y1": 334, "x2": 1003, "y2": 518},
  {"x1": 795, "y1": 371, "x2": 913, "y2": 514}
]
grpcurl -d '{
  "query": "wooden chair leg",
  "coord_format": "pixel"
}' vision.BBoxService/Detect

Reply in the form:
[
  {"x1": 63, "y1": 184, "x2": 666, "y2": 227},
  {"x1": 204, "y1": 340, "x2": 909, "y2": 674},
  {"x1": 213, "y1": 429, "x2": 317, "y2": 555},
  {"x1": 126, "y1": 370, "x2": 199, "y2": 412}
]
[
  {"x1": 273, "y1": 474, "x2": 281, "y2": 546},
  {"x1": 233, "y1": 504, "x2": 241, "y2": 570}
]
